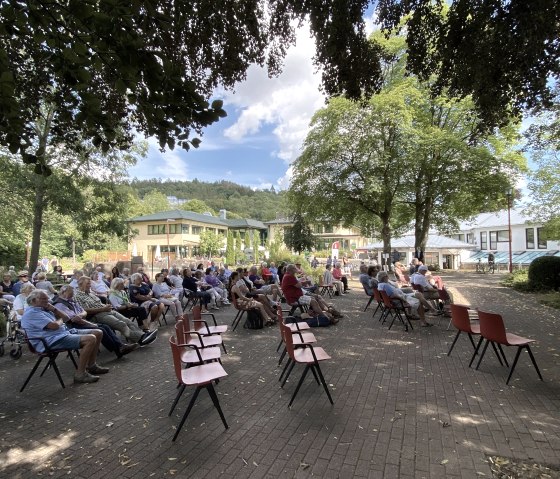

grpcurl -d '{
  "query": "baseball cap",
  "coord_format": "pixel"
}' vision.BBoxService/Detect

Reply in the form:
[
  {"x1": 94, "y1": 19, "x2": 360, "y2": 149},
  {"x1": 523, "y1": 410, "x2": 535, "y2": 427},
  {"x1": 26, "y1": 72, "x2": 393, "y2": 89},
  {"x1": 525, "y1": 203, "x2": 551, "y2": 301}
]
[{"x1": 418, "y1": 265, "x2": 429, "y2": 272}]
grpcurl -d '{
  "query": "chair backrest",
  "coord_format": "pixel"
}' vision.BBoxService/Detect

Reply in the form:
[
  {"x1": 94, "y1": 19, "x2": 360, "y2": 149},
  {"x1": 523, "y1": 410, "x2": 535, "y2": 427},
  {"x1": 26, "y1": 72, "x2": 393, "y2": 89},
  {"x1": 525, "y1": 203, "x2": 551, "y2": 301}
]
[
  {"x1": 450, "y1": 304, "x2": 475, "y2": 333},
  {"x1": 438, "y1": 288, "x2": 451, "y2": 302},
  {"x1": 411, "y1": 283, "x2": 423, "y2": 292},
  {"x1": 280, "y1": 323, "x2": 296, "y2": 359},
  {"x1": 175, "y1": 319, "x2": 188, "y2": 344},
  {"x1": 276, "y1": 304, "x2": 284, "y2": 323},
  {"x1": 378, "y1": 289, "x2": 394, "y2": 308},
  {"x1": 372, "y1": 288, "x2": 383, "y2": 304},
  {"x1": 168, "y1": 335, "x2": 185, "y2": 384},
  {"x1": 192, "y1": 304, "x2": 202, "y2": 319},
  {"x1": 477, "y1": 310, "x2": 508, "y2": 344}
]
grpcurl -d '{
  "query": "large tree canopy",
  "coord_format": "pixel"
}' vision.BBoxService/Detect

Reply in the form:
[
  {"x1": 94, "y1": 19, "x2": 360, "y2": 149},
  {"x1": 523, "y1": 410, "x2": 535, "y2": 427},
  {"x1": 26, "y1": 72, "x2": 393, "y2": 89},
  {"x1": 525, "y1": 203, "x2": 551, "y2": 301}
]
[{"x1": 1, "y1": 0, "x2": 557, "y2": 164}]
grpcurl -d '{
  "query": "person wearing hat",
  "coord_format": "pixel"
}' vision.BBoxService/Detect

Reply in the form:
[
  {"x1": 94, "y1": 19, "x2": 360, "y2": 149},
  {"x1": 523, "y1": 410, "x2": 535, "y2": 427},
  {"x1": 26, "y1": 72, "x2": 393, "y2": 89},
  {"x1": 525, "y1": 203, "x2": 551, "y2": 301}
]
[{"x1": 12, "y1": 271, "x2": 31, "y2": 297}]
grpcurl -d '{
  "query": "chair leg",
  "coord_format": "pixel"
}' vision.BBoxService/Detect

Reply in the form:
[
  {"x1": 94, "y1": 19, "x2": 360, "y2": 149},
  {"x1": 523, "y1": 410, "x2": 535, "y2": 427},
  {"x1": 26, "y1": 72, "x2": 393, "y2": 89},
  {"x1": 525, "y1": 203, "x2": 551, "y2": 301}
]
[
  {"x1": 49, "y1": 358, "x2": 66, "y2": 389},
  {"x1": 281, "y1": 361, "x2": 297, "y2": 388},
  {"x1": 169, "y1": 384, "x2": 186, "y2": 416},
  {"x1": 475, "y1": 340, "x2": 491, "y2": 370},
  {"x1": 447, "y1": 330, "x2": 462, "y2": 356},
  {"x1": 207, "y1": 383, "x2": 229, "y2": 430},
  {"x1": 467, "y1": 333, "x2": 477, "y2": 350},
  {"x1": 469, "y1": 337, "x2": 484, "y2": 367},
  {"x1": 314, "y1": 363, "x2": 334, "y2": 405},
  {"x1": 496, "y1": 344, "x2": 509, "y2": 367},
  {"x1": 364, "y1": 296, "x2": 374, "y2": 312},
  {"x1": 20, "y1": 356, "x2": 45, "y2": 392},
  {"x1": 288, "y1": 365, "x2": 310, "y2": 408},
  {"x1": 490, "y1": 342, "x2": 504, "y2": 366},
  {"x1": 276, "y1": 339, "x2": 283, "y2": 352},
  {"x1": 221, "y1": 341, "x2": 227, "y2": 354},
  {"x1": 387, "y1": 311, "x2": 397, "y2": 330},
  {"x1": 278, "y1": 347, "x2": 287, "y2": 365},
  {"x1": 371, "y1": 302, "x2": 380, "y2": 318},
  {"x1": 506, "y1": 346, "x2": 523, "y2": 385},
  {"x1": 525, "y1": 345, "x2": 543, "y2": 381},
  {"x1": 172, "y1": 386, "x2": 202, "y2": 441},
  {"x1": 279, "y1": 358, "x2": 292, "y2": 382},
  {"x1": 309, "y1": 364, "x2": 320, "y2": 385},
  {"x1": 67, "y1": 351, "x2": 78, "y2": 369}
]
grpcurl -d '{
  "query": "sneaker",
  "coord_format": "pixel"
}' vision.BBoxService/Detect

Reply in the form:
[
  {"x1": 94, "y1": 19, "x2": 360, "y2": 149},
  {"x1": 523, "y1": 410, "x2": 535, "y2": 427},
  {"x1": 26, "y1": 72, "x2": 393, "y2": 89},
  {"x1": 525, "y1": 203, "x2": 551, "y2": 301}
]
[
  {"x1": 119, "y1": 343, "x2": 139, "y2": 356},
  {"x1": 87, "y1": 364, "x2": 110, "y2": 375},
  {"x1": 74, "y1": 372, "x2": 99, "y2": 384},
  {"x1": 222, "y1": 299, "x2": 230, "y2": 305},
  {"x1": 138, "y1": 329, "x2": 158, "y2": 346},
  {"x1": 210, "y1": 305, "x2": 220, "y2": 310}
]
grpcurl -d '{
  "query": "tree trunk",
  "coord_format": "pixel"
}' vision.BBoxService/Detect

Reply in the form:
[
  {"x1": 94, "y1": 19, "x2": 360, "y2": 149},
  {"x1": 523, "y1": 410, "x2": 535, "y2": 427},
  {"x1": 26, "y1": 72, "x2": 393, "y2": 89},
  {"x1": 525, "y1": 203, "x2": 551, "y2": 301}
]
[
  {"x1": 29, "y1": 174, "x2": 46, "y2": 273},
  {"x1": 414, "y1": 193, "x2": 433, "y2": 263},
  {"x1": 380, "y1": 215, "x2": 392, "y2": 270}
]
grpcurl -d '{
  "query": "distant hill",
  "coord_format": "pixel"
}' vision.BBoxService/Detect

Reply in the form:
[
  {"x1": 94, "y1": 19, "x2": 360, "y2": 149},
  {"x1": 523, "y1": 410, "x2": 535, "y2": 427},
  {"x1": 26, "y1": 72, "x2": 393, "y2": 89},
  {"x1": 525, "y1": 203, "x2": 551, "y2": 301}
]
[{"x1": 129, "y1": 178, "x2": 287, "y2": 221}]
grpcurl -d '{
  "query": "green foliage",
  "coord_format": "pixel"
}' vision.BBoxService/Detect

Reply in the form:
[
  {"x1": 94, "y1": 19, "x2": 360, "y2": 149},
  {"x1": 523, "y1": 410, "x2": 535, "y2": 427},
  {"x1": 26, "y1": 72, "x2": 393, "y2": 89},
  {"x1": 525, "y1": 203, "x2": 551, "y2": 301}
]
[
  {"x1": 180, "y1": 199, "x2": 215, "y2": 215},
  {"x1": 528, "y1": 257, "x2": 560, "y2": 291},
  {"x1": 501, "y1": 270, "x2": 530, "y2": 291},
  {"x1": 283, "y1": 215, "x2": 315, "y2": 255},
  {"x1": 225, "y1": 231, "x2": 235, "y2": 266},
  {"x1": 536, "y1": 292, "x2": 560, "y2": 310},
  {"x1": 198, "y1": 230, "x2": 225, "y2": 258}
]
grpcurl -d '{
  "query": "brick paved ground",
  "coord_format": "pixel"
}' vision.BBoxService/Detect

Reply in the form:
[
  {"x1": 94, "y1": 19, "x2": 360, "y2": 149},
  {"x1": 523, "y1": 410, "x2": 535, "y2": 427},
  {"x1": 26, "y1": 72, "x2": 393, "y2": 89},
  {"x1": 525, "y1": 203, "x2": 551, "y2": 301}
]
[{"x1": 0, "y1": 272, "x2": 558, "y2": 478}]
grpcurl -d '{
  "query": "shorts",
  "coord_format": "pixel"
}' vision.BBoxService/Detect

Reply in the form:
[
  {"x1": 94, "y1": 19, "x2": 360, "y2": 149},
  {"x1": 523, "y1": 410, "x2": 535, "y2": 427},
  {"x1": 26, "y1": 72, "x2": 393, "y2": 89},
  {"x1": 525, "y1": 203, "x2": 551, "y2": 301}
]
[
  {"x1": 296, "y1": 295, "x2": 313, "y2": 306},
  {"x1": 50, "y1": 328, "x2": 98, "y2": 350}
]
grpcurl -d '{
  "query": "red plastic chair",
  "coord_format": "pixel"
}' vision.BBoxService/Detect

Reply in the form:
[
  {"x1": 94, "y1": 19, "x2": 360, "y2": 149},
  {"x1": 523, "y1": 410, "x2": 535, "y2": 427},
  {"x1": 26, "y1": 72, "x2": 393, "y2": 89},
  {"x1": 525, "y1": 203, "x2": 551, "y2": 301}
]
[
  {"x1": 362, "y1": 284, "x2": 375, "y2": 312},
  {"x1": 474, "y1": 310, "x2": 543, "y2": 385},
  {"x1": 174, "y1": 320, "x2": 222, "y2": 365},
  {"x1": 276, "y1": 306, "x2": 317, "y2": 367},
  {"x1": 176, "y1": 315, "x2": 225, "y2": 352},
  {"x1": 371, "y1": 288, "x2": 386, "y2": 320},
  {"x1": 280, "y1": 323, "x2": 333, "y2": 407},
  {"x1": 230, "y1": 293, "x2": 255, "y2": 331},
  {"x1": 378, "y1": 290, "x2": 414, "y2": 331},
  {"x1": 448, "y1": 304, "x2": 481, "y2": 356},
  {"x1": 191, "y1": 305, "x2": 228, "y2": 336},
  {"x1": 168, "y1": 336, "x2": 228, "y2": 441}
]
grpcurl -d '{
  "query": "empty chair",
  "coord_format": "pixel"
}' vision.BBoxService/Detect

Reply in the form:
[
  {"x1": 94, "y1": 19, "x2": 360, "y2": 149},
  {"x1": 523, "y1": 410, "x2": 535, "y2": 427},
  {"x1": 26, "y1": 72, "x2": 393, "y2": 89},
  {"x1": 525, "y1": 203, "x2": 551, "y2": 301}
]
[
  {"x1": 474, "y1": 310, "x2": 543, "y2": 385},
  {"x1": 174, "y1": 320, "x2": 222, "y2": 365},
  {"x1": 280, "y1": 323, "x2": 333, "y2": 408},
  {"x1": 168, "y1": 336, "x2": 228, "y2": 441},
  {"x1": 448, "y1": 304, "x2": 481, "y2": 356},
  {"x1": 277, "y1": 307, "x2": 317, "y2": 367},
  {"x1": 176, "y1": 315, "x2": 225, "y2": 353},
  {"x1": 191, "y1": 305, "x2": 228, "y2": 335}
]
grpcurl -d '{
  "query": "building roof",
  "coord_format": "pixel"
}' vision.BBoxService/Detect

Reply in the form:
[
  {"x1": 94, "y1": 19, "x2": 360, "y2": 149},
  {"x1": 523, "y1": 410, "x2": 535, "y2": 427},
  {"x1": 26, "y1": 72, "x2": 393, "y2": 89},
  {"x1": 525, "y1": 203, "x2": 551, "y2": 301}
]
[
  {"x1": 128, "y1": 209, "x2": 266, "y2": 229},
  {"x1": 463, "y1": 250, "x2": 560, "y2": 264},
  {"x1": 364, "y1": 234, "x2": 475, "y2": 250},
  {"x1": 264, "y1": 218, "x2": 293, "y2": 225},
  {"x1": 458, "y1": 209, "x2": 532, "y2": 230}
]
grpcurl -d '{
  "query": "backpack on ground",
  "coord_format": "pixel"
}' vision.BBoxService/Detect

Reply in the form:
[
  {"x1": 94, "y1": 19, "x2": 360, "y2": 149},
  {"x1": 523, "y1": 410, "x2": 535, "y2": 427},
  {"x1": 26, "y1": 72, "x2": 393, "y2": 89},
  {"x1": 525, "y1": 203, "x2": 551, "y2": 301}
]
[{"x1": 245, "y1": 308, "x2": 264, "y2": 329}]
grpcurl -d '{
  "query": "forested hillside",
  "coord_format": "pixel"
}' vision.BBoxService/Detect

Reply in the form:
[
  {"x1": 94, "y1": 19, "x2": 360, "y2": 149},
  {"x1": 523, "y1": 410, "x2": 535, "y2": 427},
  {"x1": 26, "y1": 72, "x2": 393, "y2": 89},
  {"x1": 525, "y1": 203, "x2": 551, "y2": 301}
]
[{"x1": 130, "y1": 179, "x2": 286, "y2": 221}]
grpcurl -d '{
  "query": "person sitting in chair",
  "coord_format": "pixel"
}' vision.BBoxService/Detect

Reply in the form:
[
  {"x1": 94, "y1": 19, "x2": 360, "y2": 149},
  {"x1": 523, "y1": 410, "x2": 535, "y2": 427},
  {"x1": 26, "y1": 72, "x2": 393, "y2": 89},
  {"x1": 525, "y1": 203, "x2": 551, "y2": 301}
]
[
  {"x1": 323, "y1": 264, "x2": 344, "y2": 296},
  {"x1": 21, "y1": 289, "x2": 108, "y2": 383}
]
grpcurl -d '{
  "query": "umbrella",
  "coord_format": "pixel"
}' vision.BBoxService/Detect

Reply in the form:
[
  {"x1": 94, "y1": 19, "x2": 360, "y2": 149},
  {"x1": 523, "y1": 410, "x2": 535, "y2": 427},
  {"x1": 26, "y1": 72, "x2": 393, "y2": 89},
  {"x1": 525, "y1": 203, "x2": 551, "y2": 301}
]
[
  {"x1": 132, "y1": 242, "x2": 138, "y2": 256},
  {"x1": 176, "y1": 245, "x2": 181, "y2": 260},
  {"x1": 155, "y1": 244, "x2": 161, "y2": 260}
]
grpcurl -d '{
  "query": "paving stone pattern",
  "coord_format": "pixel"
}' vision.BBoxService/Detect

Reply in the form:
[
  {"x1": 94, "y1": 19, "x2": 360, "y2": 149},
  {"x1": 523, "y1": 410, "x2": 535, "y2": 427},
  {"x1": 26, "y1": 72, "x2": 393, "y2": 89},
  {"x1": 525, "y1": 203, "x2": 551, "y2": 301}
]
[{"x1": 0, "y1": 272, "x2": 558, "y2": 478}]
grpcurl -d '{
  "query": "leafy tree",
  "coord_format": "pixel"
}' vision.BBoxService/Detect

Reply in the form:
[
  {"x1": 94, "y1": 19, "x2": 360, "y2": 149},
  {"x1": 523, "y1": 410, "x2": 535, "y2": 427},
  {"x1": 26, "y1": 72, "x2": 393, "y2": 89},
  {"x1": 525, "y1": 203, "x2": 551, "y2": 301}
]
[
  {"x1": 225, "y1": 231, "x2": 236, "y2": 266},
  {"x1": 283, "y1": 214, "x2": 315, "y2": 255},
  {"x1": 131, "y1": 190, "x2": 171, "y2": 217},
  {"x1": 180, "y1": 199, "x2": 215, "y2": 215},
  {"x1": 198, "y1": 230, "x2": 224, "y2": 258},
  {"x1": 524, "y1": 88, "x2": 560, "y2": 240}
]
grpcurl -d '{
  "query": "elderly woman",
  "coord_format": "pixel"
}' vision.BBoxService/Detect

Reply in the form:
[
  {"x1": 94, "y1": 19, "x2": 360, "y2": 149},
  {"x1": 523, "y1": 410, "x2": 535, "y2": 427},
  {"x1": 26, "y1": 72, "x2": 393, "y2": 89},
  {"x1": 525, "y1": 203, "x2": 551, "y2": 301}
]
[
  {"x1": 229, "y1": 271, "x2": 277, "y2": 325},
  {"x1": 108, "y1": 278, "x2": 151, "y2": 331},
  {"x1": 0, "y1": 273, "x2": 16, "y2": 302},
  {"x1": 35, "y1": 272, "x2": 58, "y2": 299},
  {"x1": 248, "y1": 266, "x2": 281, "y2": 302},
  {"x1": 204, "y1": 268, "x2": 230, "y2": 305},
  {"x1": 332, "y1": 263, "x2": 350, "y2": 293},
  {"x1": 376, "y1": 270, "x2": 434, "y2": 327},
  {"x1": 152, "y1": 273, "x2": 183, "y2": 321},
  {"x1": 128, "y1": 273, "x2": 164, "y2": 326},
  {"x1": 13, "y1": 283, "x2": 36, "y2": 320},
  {"x1": 90, "y1": 272, "x2": 110, "y2": 300},
  {"x1": 193, "y1": 270, "x2": 221, "y2": 309},
  {"x1": 54, "y1": 285, "x2": 138, "y2": 358}
]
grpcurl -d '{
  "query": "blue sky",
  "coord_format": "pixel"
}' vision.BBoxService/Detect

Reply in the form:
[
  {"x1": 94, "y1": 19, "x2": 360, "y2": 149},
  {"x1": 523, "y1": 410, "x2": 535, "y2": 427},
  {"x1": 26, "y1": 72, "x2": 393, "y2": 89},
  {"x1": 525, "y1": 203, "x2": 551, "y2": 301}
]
[{"x1": 128, "y1": 23, "x2": 329, "y2": 191}]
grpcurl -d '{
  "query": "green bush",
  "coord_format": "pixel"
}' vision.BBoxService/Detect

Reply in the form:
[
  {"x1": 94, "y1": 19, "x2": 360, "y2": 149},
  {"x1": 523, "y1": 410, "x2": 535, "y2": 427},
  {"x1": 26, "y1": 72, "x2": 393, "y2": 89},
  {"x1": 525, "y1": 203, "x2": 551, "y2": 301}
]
[
  {"x1": 502, "y1": 269, "x2": 529, "y2": 290},
  {"x1": 528, "y1": 256, "x2": 560, "y2": 291}
]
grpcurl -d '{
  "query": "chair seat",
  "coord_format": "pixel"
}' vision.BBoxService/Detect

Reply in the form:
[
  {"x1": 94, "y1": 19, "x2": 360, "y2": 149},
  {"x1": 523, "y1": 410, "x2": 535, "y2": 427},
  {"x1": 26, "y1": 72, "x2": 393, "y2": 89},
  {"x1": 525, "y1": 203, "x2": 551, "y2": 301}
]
[
  {"x1": 292, "y1": 332, "x2": 316, "y2": 345},
  {"x1": 187, "y1": 335, "x2": 222, "y2": 348},
  {"x1": 469, "y1": 323, "x2": 481, "y2": 334},
  {"x1": 180, "y1": 347, "x2": 221, "y2": 364},
  {"x1": 293, "y1": 346, "x2": 331, "y2": 364},
  {"x1": 197, "y1": 325, "x2": 228, "y2": 335},
  {"x1": 286, "y1": 322, "x2": 310, "y2": 331},
  {"x1": 505, "y1": 332, "x2": 535, "y2": 346},
  {"x1": 180, "y1": 362, "x2": 228, "y2": 386}
]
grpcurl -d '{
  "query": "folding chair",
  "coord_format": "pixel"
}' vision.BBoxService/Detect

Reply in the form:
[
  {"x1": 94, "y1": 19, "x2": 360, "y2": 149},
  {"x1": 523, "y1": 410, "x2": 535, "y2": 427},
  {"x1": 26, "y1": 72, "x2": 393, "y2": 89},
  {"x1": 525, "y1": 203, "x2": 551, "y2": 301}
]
[
  {"x1": 20, "y1": 333, "x2": 78, "y2": 392},
  {"x1": 168, "y1": 336, "x2": 228, "y2": 441},
  {"x1": 318, "y1": 277, "x2": 334, "y2": 298},
  {"x1": 378, "y1": 290, "x2": 414, "y2": 332},
  {"x1": 182, "y1": 289, "x2": 200, "y2": 312},
  {"x1": 362, "y1": 285, "x2": 375, "y2": 312}
]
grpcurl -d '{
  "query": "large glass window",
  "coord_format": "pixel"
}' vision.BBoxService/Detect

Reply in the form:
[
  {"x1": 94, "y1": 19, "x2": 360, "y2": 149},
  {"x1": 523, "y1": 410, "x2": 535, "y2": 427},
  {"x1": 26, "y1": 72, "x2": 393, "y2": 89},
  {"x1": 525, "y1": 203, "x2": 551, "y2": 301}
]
[
  {"x1": 424, "y1": 252, "x2": 439, "y2": 266},
  {"x1": 191, "y1": 225, "x2": 202, "y2": 235},
  {"x1": 480, "y1": 231, "x2": 488, "y2": 250},
  {"x1": 313, "y1": 225, "x2": 323, "y2": 234},
  {"x1": 537, "y1": 228, "x2": 547, "y2": 249},
  {"x1": 526, "y1": 228, "x2": 535, "y2": 249},
  {"x1": 466, "y1": 233, "x2": 474, "y2": 244},
  {"x1": 497, "y1": 230, "x2": 509, "y2": 242},
  {"x1": 148, "y1": 224, "x2": 166, "y2": 235},
  {"x1": 182, "y1": 224, "x2": 190, "y2": 234},
  {"x1": 169, "y1": 223, "x2": 181, "y2": 234},
  {"x1": 324, "y1": 224, "x2": 334, "y2": 234}
]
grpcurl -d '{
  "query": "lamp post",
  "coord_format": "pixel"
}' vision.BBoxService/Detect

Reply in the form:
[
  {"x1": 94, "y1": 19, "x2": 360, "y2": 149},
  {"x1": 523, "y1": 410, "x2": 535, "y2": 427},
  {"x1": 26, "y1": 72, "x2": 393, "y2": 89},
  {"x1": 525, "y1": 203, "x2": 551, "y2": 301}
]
[
  {"x1": 25, "y1": 239, "x2": 31, "y2": 269},
  {"x1": 166, "y1": 219, "x2": 175, "y2": 267},
  {"x1": 506, "y1": 187, "x2": 513, "y2": 273}
]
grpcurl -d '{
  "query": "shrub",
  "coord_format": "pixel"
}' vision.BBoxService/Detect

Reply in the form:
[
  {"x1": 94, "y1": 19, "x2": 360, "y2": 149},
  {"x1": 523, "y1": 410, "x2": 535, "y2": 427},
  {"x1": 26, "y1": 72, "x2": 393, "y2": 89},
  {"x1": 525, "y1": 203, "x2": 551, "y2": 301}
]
[
  {"x1": 528, "y1": 256, "x2": 560, "y2": 291},
  {"x1": 428, "y1": 263, "x2": 440, "y2": 272}
]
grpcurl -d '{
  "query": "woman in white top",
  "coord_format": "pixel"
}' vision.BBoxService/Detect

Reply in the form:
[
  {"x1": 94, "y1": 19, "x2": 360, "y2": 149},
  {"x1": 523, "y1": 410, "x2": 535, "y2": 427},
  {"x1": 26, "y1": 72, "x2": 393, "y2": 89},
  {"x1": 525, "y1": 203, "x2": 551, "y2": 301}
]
[
  {"x1": 34, "y1": 272, "x2": 58, "y2": 299},
  {"x1": 13, "y1": 283, "x2": 35, "y2": 320},
  {"x1": 90, "y1": 272, "x2": 109, "y2": 299},
  {"x1": 152, "y1": 273, "x2": 183, "y2": 321}
]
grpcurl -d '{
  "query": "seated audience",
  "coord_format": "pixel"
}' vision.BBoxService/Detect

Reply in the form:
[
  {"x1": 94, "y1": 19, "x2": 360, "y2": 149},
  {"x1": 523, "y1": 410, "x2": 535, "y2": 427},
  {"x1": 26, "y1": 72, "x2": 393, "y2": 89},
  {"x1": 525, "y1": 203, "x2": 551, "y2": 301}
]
[
  {"x1": 323, "y1": 264, "x2": 344, "y2": 296},
  {"x1": 54, "y1": 285, "x2": 138, "y2": 358},
  {"x1": 13, "y1": 271, "x2": 31, "y2": 297},
  {"x1": 152, "y1": 273, "x2": 183, "y2": 321},
  {"x1": 22, "y1": 289, "x2": 108, "y2": 383},
  {"x1": 110, "y1": 266, "x2": 122, "y2": 281},
  {"x1": 136, "y1": 266, "x2": 152, "y2": 287},
  {"x1": 75, "y1": 276, "x2": 157, "y2": 346},
  {"x1": 128, "y1": 273, "x2": 165, "y2": 325},
  {"x1": 410, "y1": 265, "x2": 440, "y2": 300},
  {"x1": 14, "y1": 283, "x2": 35, "y2": 320},
  {"x1": 90, "y1": 272, "x2": 110, "y2": 300},
  {"x1": 69, "y1": 270, "x2": 84, "y2": 288},
  {"x1": 229, "y1": 271, "x2": 277, "y2": 325},
  {"x1": 182, "y1": 268, "x2": 212, "y2": 313},
  {"x1": 0, "y1": 273, "x2": 15, "y2": 302},
  {"x1": 332, "y1": 263, "x2": 350, "y2": 293},
  {"x1": 35, "y1": 272, "x2": 58, "y2": 299},
  {"x1": 167, "y1": 268, "x2": 184, "y2": 295},
  {"x1": 108, "y1": 278, "x2": 150, "y2": 330},
  {"x1": 248, "y1": 266, "x2": 281, "y2": 301},
  {"x1": 204, "y1": 268, "x2": 230, "y2": 305}
]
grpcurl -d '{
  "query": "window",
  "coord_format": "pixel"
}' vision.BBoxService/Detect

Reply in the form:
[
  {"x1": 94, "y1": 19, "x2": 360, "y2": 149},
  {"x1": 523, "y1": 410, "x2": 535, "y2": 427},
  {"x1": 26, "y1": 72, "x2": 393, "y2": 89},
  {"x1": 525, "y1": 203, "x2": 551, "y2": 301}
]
[
  {"x1": 489, "y1": 230, "x2": 509, "y2": 250},
  {"x1": 314, "y1": 225, "x2": 323, "y2": 234},
  {"x1": 450, "y1": 234, "x2": 465, "y2": 242},
  {"x1": 148, "y1": 224, "x2": 166, "y2": 235},
  {"x1": 537, "y1": 228, "x2": 547, "y2": 249},
  {"x1": 324, "y1": 224, "x2": 334, "y2": 234},
  {"x1": 526, "y1": 228, "x2": 535, "y2": 249},
  {"x1": 192, "y1": 225, "x2": 202, "y2": 235},
  {"x1": 466, "y1": 233, "x2": 474, "y2": 244},
  {"x1": 497, "y1": 230, "x2": 509, "y2": 242},
  {"x1": 218, "y1": 229, "x2": 226, "y2": 235},
  {"x1": 480, "y1": 231, "x2": 487, "y2": 250},
  {"x1": 424, "y1": 252, "x2": 439, "y2": 266},
  {"x1": 169, "y1": 223, "x2": 181, "y2": 234},
  {"x1": 182, "y1": 224, "x2": 190, "y2": 234}
]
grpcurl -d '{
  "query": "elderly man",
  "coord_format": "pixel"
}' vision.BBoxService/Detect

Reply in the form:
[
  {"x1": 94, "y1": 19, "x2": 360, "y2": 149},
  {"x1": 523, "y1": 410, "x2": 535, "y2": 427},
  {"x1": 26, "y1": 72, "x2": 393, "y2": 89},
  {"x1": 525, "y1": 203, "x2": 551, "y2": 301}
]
[
  {"x1": 12, "y1": 271, "x2": 31, "y2": 297},
  {"x1": 410, "y1": 265, "x2": 441, "y2": 300},
  {"x1": 281, "y1": 264, "x2": 342, "y2": 320},
  {"x1": 323, "y1": 264, "x2": 344, "y2": 296},
  {"x1": 21, "y1": 290, "x2": 108, "y2": 383},
  {"x1": 53, "y1": 285, "x2": 138, "y2": 359},
  {"x1": 377, "y1": 271, "x2": 434, "y2": 327},
  {"x1": 248, "y1": 266, "x2": 280, "y2": 302},
  {"x1": 74, "y1": 277, "x2": 157, "y2": 346}
]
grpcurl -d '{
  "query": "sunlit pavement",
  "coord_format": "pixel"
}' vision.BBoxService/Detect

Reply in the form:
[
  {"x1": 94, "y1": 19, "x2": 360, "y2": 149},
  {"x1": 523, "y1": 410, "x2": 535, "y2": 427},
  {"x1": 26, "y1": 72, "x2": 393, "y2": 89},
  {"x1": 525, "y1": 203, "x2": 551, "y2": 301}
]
[{"x1": 0, "y1": 272, "x2": 558, "y2": 478}]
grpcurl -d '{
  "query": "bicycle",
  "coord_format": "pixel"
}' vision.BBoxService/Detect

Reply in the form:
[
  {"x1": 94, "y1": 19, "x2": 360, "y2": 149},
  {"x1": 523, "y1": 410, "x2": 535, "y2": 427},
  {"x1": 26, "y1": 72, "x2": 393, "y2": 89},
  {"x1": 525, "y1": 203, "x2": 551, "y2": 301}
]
[
  {"x1": 475, "y1": 261, "x2": 486, "y2": 274},
  {"x1": 487, "y1": 261, "x2": 495, "y2": 274}
]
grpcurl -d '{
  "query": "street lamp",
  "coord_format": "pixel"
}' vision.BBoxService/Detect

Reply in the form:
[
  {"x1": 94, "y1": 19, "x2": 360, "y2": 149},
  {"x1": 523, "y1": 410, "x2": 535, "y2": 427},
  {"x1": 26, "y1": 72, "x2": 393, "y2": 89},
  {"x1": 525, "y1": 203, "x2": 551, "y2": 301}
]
[
  {"x1": 166, "y1": 219, "x2": 175, "y2": 267},
  {"x1": 506, "y1": 187, "x2": 513, "y2": 273}
]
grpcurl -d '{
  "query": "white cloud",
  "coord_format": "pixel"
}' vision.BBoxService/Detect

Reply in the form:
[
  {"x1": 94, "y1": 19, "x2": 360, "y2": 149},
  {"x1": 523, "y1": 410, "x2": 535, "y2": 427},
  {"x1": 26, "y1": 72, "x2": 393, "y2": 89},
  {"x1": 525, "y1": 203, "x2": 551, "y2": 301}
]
[
  {"x1": 223, "y1": 22, "x2": 326, "y2": 181},
  {"x1": 146, "y1": 137, "x2": 189, "y2": 180}
]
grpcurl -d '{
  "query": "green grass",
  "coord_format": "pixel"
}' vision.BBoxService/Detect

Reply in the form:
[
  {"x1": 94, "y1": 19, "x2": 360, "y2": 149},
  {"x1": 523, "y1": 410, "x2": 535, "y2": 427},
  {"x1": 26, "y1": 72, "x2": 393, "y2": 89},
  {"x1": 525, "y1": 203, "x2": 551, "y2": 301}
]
[
  {"x1": 502, "y1": 270, "x2": 560, "y2": 309},
  {"x1": 537, "y1": 292, "x2": 560, "y2": 309}
]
